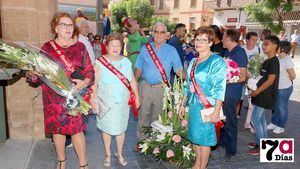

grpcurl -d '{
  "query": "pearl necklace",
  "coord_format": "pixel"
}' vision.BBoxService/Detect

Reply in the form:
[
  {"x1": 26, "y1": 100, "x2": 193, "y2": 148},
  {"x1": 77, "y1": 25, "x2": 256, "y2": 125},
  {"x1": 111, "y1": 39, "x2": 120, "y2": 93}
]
[{"x1": 105, "y1": 56, "x2": 123, "y2": 69}]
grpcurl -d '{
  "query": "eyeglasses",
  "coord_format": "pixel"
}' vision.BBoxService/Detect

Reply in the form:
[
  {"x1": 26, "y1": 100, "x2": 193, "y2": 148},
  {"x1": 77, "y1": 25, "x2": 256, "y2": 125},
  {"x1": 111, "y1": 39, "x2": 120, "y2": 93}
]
[
  {"x1": 95, "y1": 38, "x2": 100, "y2": 40},
  {"x1": 153, "y1": 30, "x2": 166, "y2": 35},
  {"x1": 58, "y1": 23, "x2": 74, "y2": 29},
  {"x1": 194, "y1": 38, "x2": 209, "y2": 44}
]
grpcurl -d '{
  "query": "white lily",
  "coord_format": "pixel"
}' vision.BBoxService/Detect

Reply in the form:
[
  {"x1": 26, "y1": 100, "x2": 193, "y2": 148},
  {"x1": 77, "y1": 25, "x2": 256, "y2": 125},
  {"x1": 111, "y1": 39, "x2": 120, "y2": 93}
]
[
  {"x1": 139, "y1": 143, "x2": 149, "y2": 153},
  {"x1": 158, "y1": 115, "x2": 163, "y2": 123},
  {"x1": 174, "y1": 91, "x2": 180, "y2": 106},
  {"x1": 156, "y1": 132, "x2": 166, "y2": 142},
  {"x1": 164, "y1": 86, "x2": 171, "y2": 97},
  {"x1": 182, "y1": 145, "x2": 192, "y2": 160}
]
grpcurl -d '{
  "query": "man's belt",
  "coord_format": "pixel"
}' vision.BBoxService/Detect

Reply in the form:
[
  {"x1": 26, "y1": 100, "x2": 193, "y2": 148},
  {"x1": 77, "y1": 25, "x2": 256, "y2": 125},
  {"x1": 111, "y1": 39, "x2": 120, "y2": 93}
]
[
  {"x1": 128, "y1": 51, "x2": 140, "y2": 56},
  {"x1": 147, "y1": 83, "x2": 163, "y2": 87}
]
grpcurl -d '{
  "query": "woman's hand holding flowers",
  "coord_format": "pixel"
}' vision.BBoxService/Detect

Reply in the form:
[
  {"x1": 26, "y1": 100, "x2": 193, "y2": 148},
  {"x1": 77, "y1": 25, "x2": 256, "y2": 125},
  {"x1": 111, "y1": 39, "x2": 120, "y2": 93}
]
[{"x1": 72, "y1": 79, "x2": 88, "y2": 92}]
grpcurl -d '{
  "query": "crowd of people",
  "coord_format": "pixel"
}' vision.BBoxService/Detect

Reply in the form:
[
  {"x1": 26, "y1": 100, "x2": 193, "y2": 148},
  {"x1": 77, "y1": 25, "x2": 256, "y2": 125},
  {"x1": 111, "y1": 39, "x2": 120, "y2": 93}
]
[{"x1": 25, "y1": 11, "x2": 298, "y2": 169}]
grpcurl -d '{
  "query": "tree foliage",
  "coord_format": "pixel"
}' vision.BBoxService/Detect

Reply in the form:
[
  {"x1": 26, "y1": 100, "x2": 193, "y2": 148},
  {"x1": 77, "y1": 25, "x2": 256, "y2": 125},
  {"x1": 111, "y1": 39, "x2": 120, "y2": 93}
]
[
  {"x1": 111, "y1": 0, "x2": 128, "y2": 32},
  {"x1": 126, "y1": 0, "x2": 154, "y2": 28},
  {"x1": 111, "y1": 0, "x2": 154, "y2": 32},
  {"x1": 150, "y1": 16, "x2": 176, "y2": 33},
  {"x1": 245, "y1": 0, "x2": 293, "y2": 33}
]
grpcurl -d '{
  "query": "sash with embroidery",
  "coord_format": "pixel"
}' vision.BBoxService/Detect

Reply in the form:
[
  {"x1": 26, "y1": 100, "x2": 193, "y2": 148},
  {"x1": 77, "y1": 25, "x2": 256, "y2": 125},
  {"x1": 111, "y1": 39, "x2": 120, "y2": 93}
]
[
  {"x1": 49, "y1": 40, "x2": 92, "y2": 103},
  {"x1": 190, "y1": 60, "x2": 211, "y2": 109},
  {"x1": 49, "y1": 40, "x2": 75, "y2": 76},
  {"x1": 98, "y1": 56, "x2": 138, "y2": 117},
  {"x1": 145, "y1": 43, "x2": 170, "y2": 87}
]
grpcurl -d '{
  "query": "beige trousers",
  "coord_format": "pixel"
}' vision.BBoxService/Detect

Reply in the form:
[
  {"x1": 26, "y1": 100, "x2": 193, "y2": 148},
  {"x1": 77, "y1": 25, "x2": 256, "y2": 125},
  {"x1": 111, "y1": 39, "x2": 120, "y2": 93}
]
[
  {"x1": 291, "y1": 42, "x2": 298, "y2": 58},
  {"x1": 136, "y1": 81, "x2": 164, "y2": 141}
]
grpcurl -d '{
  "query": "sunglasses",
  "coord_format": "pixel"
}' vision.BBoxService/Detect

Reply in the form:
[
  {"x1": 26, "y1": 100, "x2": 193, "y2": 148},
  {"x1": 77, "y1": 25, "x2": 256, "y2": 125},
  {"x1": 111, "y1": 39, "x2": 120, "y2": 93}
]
[{"x1": 153, "y1": 30, "x2": 166, "y2": 35}]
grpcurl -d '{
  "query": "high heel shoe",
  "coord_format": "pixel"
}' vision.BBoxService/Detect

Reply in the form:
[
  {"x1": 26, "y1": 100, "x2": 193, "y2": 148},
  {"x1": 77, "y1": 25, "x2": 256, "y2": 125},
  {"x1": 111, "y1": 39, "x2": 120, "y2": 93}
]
[
  {"x1": 103, "y1": 156, "x2": 111, "y2": 167},
  {"x1": 57, "y1": 158, "x2": 66, "y2": 169},
  {"x1": 79, "y1": 163, "x2": 88, "y2": 169},
  {"x1": 114, "y1": 153, "x2": 127, "y2": 166}
]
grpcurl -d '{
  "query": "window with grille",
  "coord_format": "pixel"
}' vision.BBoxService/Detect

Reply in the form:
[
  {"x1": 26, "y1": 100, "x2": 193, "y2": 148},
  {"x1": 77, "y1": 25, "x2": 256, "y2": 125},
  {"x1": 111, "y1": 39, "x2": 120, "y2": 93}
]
[
  {"x1": 150, "y1": 0, "x2": 154, "y2": 5},
  {"x1": 217, "y1": 0, "x2": 221, "y2": 7},
  {"x1": 227, "y1": 0, "x2": 232, "y2": 6},
  {"x1": 189, "y1": 17, "x2": 197, "y2": 23},
  {"x1": 173, "y1": 18, "x2": 179, "y2": 23},
  {"x1": 159, "y1": 0, "x2": 164, "y2": 9},
  {"x1": 191, "y1": 0, "x2": 196, "y2": 7},
  {"x1": 174, "y1": 0, "x2": 180, "y2": 9},
  {"x1": 189, "y1": 23, "x2": 195, "y2": 32}
]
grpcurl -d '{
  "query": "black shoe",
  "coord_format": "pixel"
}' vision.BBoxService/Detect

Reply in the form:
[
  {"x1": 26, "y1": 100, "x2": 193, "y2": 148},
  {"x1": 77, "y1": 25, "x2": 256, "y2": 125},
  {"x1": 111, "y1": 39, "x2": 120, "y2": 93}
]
[
  {"x1": 224, "y1": 154, "x2": 232, "y2": 162},
  {"x1": 211, "y1": 145, "x2": 217, "y2": 151},
  {"x1": 211, "y1": 145, "x2": 221, "y2": 151}
]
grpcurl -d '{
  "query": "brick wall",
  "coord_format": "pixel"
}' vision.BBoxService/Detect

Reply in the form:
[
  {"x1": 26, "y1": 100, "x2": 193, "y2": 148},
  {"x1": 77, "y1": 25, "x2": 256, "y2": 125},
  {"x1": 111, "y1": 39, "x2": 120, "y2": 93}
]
[{"x1": 1, "y1": 0, "x2": 57, "y2": 139}]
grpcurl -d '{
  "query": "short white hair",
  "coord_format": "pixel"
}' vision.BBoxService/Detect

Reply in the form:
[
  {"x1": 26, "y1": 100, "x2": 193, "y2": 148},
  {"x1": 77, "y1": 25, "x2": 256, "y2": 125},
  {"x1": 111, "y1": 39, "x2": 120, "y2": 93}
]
[
  {"x1": 76, "y1": 8, "x2": 83, "y2": 12},
  {"x1": 152, "y1": 22, "x2": 167, "y2": 32},
  {"x1": 76, "y1": 18, "x2": 88, "y2": 28}
]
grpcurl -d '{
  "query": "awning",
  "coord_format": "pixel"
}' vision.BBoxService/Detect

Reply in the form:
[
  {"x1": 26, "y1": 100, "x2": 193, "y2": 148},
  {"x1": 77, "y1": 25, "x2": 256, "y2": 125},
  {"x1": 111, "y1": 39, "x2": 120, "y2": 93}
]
[
  {"x1": 245, "y1": 11, "x2": 300, "y2": 26},
  {"x1": 279, "y1": 11, "x2": 300, "y2": 21},
  {"x1": 245, "y1": 20, "x2": 300, "y2": 26}
]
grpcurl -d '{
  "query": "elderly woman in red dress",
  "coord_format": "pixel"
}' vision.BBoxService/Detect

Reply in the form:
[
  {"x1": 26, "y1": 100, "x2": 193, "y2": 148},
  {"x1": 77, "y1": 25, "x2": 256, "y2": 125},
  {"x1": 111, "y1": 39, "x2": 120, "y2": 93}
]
[{"x1": 27, "y1": 12, "x2": 94, "y2": 169}]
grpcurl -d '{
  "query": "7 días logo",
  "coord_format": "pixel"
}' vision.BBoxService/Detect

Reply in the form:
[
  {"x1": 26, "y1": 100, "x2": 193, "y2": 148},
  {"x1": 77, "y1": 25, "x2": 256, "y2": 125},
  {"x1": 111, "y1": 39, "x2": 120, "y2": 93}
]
[{"x1": 260, "y1": 138, "x2": 294, "y2": 162}]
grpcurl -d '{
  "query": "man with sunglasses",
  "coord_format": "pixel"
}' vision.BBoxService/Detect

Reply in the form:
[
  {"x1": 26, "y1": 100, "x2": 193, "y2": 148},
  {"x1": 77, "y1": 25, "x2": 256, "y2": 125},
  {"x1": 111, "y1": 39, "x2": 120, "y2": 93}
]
[{"x1": 134, "y1": 22, "x2": 183, "y2": 146}]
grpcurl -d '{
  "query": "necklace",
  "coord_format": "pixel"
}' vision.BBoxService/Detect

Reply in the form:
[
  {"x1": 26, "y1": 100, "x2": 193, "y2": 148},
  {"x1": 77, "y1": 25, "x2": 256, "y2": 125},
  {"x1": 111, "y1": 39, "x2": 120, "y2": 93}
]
[{"x1": 105, "y1": 56, "x2": 123, "y2": 69}]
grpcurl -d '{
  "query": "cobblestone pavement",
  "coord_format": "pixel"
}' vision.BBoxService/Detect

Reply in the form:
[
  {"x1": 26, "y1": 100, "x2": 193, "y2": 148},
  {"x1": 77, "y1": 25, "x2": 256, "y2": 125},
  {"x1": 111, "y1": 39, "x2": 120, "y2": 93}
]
[{"x1": 22, "y1": 50, "x2": 300, "y2": 169}]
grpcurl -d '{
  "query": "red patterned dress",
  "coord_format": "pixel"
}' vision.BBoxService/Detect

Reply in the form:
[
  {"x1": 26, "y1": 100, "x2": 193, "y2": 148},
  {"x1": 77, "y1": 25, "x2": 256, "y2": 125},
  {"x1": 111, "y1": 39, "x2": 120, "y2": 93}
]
[{"x1": 36, "y1": 40, "x2": 94, "y2": 135}]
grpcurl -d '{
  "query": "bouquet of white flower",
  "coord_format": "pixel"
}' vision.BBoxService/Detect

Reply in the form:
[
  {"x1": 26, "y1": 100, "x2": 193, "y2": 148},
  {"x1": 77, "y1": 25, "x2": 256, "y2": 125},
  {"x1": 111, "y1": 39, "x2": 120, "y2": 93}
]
[
  {"x1": 138, "y1": 77, "x2": 195, "y2": 168},
  {"x1": 0, "y1": 41, "x2": 91, "y2": 116},
  {"x1": 247, "y1": 54, "x2": 264, "y2": 90}
]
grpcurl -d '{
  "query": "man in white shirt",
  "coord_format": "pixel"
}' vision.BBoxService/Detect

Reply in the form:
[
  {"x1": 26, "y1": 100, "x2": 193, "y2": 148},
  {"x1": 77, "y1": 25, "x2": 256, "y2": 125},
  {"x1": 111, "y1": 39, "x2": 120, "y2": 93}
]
[
  {"x1": 241, "y1": 32, "x2": 260, "y2": 130},
  {"x1": 278, "y1": 30, "x2": 287, "y2": 41},
  {"x1": 76, "y1": 19, "x2": 95, "y2": 64},
  {"x1": 290, "y1": 29, "x2": 299, "y2": 58},
  {"x1": 242, "y1": 32, "x2": 260, "y2": 59}
]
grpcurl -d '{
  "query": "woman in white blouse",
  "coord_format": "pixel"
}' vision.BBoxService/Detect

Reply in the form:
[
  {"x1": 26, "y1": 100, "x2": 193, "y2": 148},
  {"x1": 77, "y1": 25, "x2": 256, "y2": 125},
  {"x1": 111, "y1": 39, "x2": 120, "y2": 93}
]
[{"x1": 267, "y1": 41, "x2": 296, "y2": 134}]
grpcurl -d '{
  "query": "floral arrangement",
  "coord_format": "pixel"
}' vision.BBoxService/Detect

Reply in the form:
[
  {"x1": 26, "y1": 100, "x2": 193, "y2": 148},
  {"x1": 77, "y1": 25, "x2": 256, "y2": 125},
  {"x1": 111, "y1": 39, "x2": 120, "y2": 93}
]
[
  {"x1": 0, "y1": 41, "x2": 91, "y2": 116},
  {"x1": 138, "y1": 77, "x2": 195, "y2": 168},
  {"x1": 247, "y1": 54, "x2": 264, "y2": 90},
  {"x1": 248, "y1": 54, "x2": 264, "y2": 79},
  {"x1": 224, "y1": 58, "x2": 240, "y2": 83}
]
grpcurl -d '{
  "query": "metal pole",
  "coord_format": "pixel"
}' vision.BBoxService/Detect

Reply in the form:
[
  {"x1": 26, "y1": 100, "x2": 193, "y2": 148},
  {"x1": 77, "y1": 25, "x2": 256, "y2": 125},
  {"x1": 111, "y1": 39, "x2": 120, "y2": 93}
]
[
  {"x1": 238, "y1": 8, "x2": 241, "y2": 23},
  {"x1": 0, "y1": 86, "x2": 7, "y2": 142},
  {"x1": 97, "y1": 0, "x2": 104, "y2": 36},
  {"x1": 201, "y1": 0, "x2": 205, "y2": 26}
]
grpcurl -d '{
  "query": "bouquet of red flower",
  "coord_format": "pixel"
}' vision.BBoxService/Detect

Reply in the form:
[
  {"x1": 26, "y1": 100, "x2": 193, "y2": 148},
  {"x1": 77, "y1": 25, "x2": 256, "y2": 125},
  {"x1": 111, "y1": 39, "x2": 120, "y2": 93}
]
[{"x1": 224, "y1": 58, "x2": 240, "y2": 83}]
